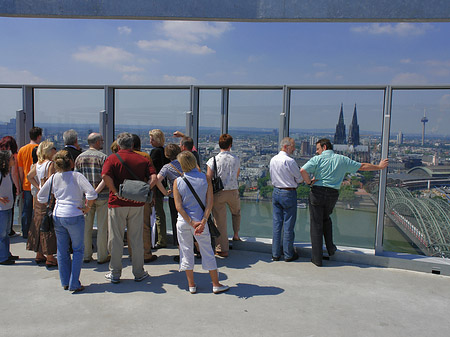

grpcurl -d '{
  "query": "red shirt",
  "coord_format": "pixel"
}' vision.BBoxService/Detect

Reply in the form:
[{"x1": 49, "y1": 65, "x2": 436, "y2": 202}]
[{"x1": 102, "y1": 149, "x2": 156, "y2": 208}]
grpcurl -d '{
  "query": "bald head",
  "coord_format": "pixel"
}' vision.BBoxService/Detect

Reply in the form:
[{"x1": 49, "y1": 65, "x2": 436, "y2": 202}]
[{"x1": 87, "y1": 133, "x2": 104, "y2": 150}]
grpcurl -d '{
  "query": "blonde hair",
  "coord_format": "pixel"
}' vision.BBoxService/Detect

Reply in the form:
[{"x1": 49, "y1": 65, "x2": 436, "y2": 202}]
[
  {"x1": 177, "y1": 151, "x2": 197, "y2": 173},
  {"x1": 37, "y1": 140, "x2": 55, "y2": 163},
  {"x1": 110, "y1": 140, "x2": 119, "y2": 153},
  {"x1": 149, "y1": 129, "x2": 165, "y2": 147},
  {"x1": 53, "y1": 150, "x2": 72, "y2": 172}
]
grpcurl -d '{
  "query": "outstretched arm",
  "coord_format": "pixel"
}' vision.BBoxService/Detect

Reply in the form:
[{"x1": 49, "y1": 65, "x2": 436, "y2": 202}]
[{"x1": 359, "y1": 159, "x2": 389, "y2": 171}]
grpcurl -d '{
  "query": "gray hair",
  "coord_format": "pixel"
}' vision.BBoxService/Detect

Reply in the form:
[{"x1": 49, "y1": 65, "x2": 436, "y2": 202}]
[
  {"x1": 116, "y1": 132, "x2": 134, "y2": 150},
  {"x1": 87, "y1": 133, "x2": 102, "y2": 146},
  {"x1": 280, "y1": 137, "x2": 294, "y2": 149},
  {"x1": 63, "y1": 129, "x2": 78, "y2": 145}
]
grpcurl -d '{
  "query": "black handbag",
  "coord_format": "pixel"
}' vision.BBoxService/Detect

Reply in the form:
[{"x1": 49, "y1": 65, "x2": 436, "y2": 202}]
[
  {"x1": 40, "y1": 176, "x2": 54, "y2": 233},
  {"x1": 212, "y1": 156, "x2": 224, "y2": 194},
  {"x1": 115, "y1": 153, "x2": 153, "y2": 203},
  {"x1": 182, "y1": 176, "x2": 221, "y2": 238}
]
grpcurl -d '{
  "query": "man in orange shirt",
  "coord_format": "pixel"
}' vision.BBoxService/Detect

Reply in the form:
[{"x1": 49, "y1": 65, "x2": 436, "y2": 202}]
[{"x1": 17, "y1": 127, "x2": 42, "y2": 239}]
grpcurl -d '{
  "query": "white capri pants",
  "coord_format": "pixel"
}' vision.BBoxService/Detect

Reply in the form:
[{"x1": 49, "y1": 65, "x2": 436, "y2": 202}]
[{"x1": 177, "y1": 219, "x2": 217, "y2": 272}]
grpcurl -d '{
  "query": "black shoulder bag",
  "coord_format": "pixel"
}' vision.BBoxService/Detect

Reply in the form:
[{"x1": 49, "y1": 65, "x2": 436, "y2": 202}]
[
  {"x1": 181, "y1": 176, "x2": 220, "y2": 238},
  {"x1": 115, "y1": 153, "x2": 152, "y2": 203},
  {"x1": 40, "y1": 175, "x2": 54, "y2": 233},
  {"x1": 212, "y1": 156, "x2": 224, "y2": 194}
]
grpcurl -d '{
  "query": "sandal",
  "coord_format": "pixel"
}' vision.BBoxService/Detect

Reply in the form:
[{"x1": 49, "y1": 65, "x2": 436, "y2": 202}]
[
  {"x1": 34, "y1": 258, "x2": 46, "y2": 265},
  {"x1": 46, "y1": 260, "x2": 58, "y2": 268}
]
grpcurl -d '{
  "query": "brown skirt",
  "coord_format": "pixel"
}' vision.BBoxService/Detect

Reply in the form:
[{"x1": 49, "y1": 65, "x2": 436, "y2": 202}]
[{"x1": 26, "y1": 198, "x2": 57, "y2": 255}]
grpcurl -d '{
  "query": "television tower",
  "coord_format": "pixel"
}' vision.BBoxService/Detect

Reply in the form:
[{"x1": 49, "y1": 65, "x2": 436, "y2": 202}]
[{"x1": 421, "y1": 109, "x2": 428, "y2": 146}]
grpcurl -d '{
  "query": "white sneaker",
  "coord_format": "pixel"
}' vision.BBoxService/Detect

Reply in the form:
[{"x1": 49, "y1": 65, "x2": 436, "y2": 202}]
[
  {"x1": 213, "y1": 285, "x2": 229, "y2": 294},
  {"x1": 134, "y1": 271, "x2": 149, "y2": 282},
  {"x1": 189, "y1": 285, "x2": 197, "y2": 294},
  {"x1": 105, "y1": 272, "x2": 120, "y2": 284}
]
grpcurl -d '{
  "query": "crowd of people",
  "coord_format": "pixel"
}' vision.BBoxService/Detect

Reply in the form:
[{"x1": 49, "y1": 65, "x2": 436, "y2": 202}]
[{"x1": 0, "y1": 127, "x2": 388, "y2": 294}]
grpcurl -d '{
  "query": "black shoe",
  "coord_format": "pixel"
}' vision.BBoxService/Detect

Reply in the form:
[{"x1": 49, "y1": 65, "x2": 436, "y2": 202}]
[
  {"x1": 272, "y1": 256, "x2": 281, "y2": 261},
  {"x1": 8, "y1": 255, "x2": 19, "y2": 261},
  {"x1": 328, "y1": 245, "x2": 337, "y2": 257},
  {"x1": 285, "y1": 252, "x2": 299, "y2": 262},
  {"x1": 144, "y1": 255, "x2": 158, "y2": 263},
  {"x1": 83, "y1": 258, "x2": 93, "y2": 263},
  {"x1": 153, "y1": 244, "x2": 167, "y2": 250},
  {"x1": 0, "y1": 259, "x2": 15, "y2": 265},
  {"x1": 173, "y1": 255, "x2": 180, "y2": 262},
  {"x1": 311, "y1": 259, "x2": 323, "y2": 267}
]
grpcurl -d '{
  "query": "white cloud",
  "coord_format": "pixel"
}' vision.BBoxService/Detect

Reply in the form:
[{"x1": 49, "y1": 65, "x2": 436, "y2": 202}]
[
  {"x1": 138, "y1": 21, "x2": 232, "y2": 55},
  {"x1": 72, "y1": 45, "x2": 145, "y2": 74},
  {"x1": 118, "y1": 26, "x2": 132, "y2": 35},
  {"x1": 73, "y1": 46, "x2": 133, "y2": 65},
  {"x1": 162, "y1": 75, "x2": 197, "y2": 84},
  {"x1": 391, "y1": 72, "x2": 428, "y2": 85},
  {"x1": 0, "y1": 66, "x2": 44, "y2": 84},
  {"x1": 400, "y1": 58, "x2": 412, "y2": 64},
  {"x1": 313, "y1": 63, "x2": 327, "y2": 68},
  {"x1": 122, "y1": 73, "x2": 145, "y2": 84},
  {"x1": 351, "y1": 23, "x2": 434, "y2": 37},
  {"x1": 137, "y1": 39, "x2": 214, "y2": 55}
]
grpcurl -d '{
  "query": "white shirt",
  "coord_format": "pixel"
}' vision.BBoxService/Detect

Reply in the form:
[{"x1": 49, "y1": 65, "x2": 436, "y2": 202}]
[
  {"x1": 0, "y1": 173, "x2": 13, "y2": 210},
  {"x1": 206, "y1": 151, "x2": 240, "y2": 190},
  {"x1": 37, "y1": 171, "x2": 97, "y2": 217},
  {"x1": 35, "y1": 161, "x2": 51, "y2": 187},
  {"x1": 269, "y1": 151, "x2": 302, "y2": 188}
]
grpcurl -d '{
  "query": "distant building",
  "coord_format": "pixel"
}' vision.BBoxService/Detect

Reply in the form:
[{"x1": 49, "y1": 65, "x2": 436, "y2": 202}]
[
  {"x1": 0, "y1": 118, "x2": 16, "y2": 137},
  {"x1": 347, "y1": 104, "x2": 360, "y2": 146},
  {"x1": 334, "y1": 103, "x2": 346, "y2": 144},
  {"x1": 300, "y1": 140, "x2": 310, "y2": 156},
  {"x1": 397, "y1": 131, "x2": 403, "y2": 145}
]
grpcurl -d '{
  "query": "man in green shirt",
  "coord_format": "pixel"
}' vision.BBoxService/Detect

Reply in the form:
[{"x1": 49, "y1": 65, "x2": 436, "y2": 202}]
[{"x1": 300, "y1": 138, "x2": 388, "y2": 266}]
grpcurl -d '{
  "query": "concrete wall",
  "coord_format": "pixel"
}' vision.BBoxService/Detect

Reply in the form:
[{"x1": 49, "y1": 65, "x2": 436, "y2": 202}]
[{"x1": 1, "y1": 0, "x2": 450, "y2": 22}]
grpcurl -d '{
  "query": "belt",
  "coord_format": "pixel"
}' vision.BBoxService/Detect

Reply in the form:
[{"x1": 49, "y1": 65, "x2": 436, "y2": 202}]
[
  {"x1": 311, "y1": 185, "x2": 338, "y2": 192},
  {"x1": 276, "y1": 187, "x2": 296, "y2": 191}
]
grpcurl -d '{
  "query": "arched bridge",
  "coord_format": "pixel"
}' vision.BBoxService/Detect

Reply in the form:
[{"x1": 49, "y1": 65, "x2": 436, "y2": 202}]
[{"x1": 385, "y1": 187, "x2": 450, "y2": 258}]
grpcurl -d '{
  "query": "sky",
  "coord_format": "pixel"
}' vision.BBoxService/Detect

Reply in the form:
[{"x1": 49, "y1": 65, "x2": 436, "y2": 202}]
[{"x1": 0, "y1": 18, "x2": 450, "y2": 135}]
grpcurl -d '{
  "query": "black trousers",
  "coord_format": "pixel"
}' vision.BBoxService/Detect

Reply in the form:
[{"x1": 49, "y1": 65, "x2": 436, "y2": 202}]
[
  {"x1": 168, "y1": 197, "x2": 178, "y2": 246},
  {"x1": 309, "y1": 186, "x2": 339, "y2": 265}
]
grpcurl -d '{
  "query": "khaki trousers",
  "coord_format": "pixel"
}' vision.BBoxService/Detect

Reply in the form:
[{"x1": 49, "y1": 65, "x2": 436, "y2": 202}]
[
  {"x1": 84, "y1": 199, "x2": 108, "y2": 262},
  {"x1": 212, "y1": 189, "x2": 241, "y2": 253},
  {"x1": 143, "y1": 202, "x2": 153, "y2": 259},
  {"x1": 108, "y1": 206, "x2": 146, "y2": 278}
]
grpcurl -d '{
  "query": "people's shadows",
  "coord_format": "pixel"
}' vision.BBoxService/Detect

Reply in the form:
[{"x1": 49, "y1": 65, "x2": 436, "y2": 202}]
[
  {"x1": 227, "y1": 282, "x2": 284, "y2": 299},
  {"x1": 215, "y1": 249, "x2": 271, "y2": 270}
]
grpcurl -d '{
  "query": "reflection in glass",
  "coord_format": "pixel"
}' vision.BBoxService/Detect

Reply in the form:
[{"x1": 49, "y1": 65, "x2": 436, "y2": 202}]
[
  {"x1": 115, "y1": 89, "x2": 190, "y2": 152},
  {"x1": 290, "y1": 89, "x2": 385, "y2": 248},
  {"x1": 0, "y1": 88, "x2": 21, "y2": 139},
  {"x1": 34, "y1": 89, "x2": 103, "y2": 150},
  {"x1": 386, "y1": 89, "x2": 450, "y2": 258}
]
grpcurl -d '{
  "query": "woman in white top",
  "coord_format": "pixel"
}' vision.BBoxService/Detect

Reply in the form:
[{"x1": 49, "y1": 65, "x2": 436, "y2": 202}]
[
  {"x1": 173, "y1": 151, "x2": 229, "y2": 294},
  {"x1": 0, "y1": 151, "x2": 17, "y2": 265},
  {"x1": 27, "y1": 140, "x2": 58, "y2": 267},
  {"x1": 37, "y1": 150, "x2": 97, "y2": 292}
]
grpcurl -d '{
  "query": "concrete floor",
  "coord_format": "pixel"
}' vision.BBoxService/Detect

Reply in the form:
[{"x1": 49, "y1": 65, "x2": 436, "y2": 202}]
[{"x1": 1, "y1": 235, "x2": 450, "y2": 337}]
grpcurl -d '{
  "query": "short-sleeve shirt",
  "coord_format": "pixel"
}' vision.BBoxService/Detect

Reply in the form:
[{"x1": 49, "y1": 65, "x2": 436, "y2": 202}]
[
  {"x1": 206, "y1": 151, "x2": 240, "y2": 190},
  {"x1": 75, "y1": 148, "x2": 109, "y2": 200},
  {"x1": 269, "y1": 151, "x2": 302, "y2": 188},
  {"x1": 17, "y1": 143, "x2": 39, "y2": 191},
  {"x1": 159, "y1": 159, "x2": 183, "y2": 198},
  {"x1": 102, "y1": 149, "x2": 156, "y2": 208},
  {"x1": 302, "y1": 150, "x2": 361, "y2": 190},
  {"x1": 0, "y1": 173, "x2": 14, "y2": 210}
]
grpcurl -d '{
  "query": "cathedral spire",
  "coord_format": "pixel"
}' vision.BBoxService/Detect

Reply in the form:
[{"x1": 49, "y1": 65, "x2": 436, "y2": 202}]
[
  {"x1": 334, "y1": 103, "x2": 346, "y2": 144},
  {"x1": 348, "y1": 103, "x2": 360, "y2": 146}
]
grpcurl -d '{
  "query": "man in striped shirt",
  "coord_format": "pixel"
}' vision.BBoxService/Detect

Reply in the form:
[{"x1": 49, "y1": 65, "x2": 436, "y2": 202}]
[{"x1": 75, "y1": 133, "x2": 109, "y2": 264}]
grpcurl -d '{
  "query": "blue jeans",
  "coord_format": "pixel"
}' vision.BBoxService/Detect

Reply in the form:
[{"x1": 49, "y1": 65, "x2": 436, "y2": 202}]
[
  {"x1": 0, "y1": 209, "x2": 12, "y2": 262},
  {"x1": 21, "y1": 190, "x2": 33, "y2": 238},
  {"x1": 54, "y1": 215, "x2": 85, "y2": 290},
  {"x1": 272, "y1": 188, "x2": 297, "y2": 259}
]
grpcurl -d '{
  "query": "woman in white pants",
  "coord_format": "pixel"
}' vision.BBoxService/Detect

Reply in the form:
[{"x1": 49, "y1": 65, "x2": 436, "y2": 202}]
[{"x1": 173, "y1": 151, "x2": 229, "y2": 294}]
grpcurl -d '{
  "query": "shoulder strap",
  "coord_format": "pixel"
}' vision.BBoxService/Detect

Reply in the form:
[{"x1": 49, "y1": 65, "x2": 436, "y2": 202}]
[
  {"x1": 47, "y1": 175, "x2": 54, "y2": 203},
  {"x1": 115, "y1": 153, "x2": 142, "y2": 181},
  {"x1": 213, "y1": 156, "x2": 219, "y2": 178},
  {"x1": 182, "y1": 176, "x2": 206, "y2": 212},
  {"x1": 169, "y1": 163, "x2": 183, "y2": 177}
]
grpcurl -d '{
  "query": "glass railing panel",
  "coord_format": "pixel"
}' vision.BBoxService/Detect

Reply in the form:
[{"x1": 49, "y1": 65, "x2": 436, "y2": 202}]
[
  {"x1": 225, "y1": 89, "x2": 283, "y2": 239},
  {"x1": 0, "y1": 88, "x2": 22, "y2": 140},
  {"x1": 34, "y1": 89, "x2": 103, "y2": 150},
  {"x1": 115, "y1": 89, "x2": 190, "y2": 152},
  {"x1": 290, "y1": 89, "x2": 385, "y2": 248},
  {"x1": 386, "y1": 89, "x2": 450, "y2": 258},
  {"x1": 198, "y1": 89, "x2": 221, "y2": 167}
]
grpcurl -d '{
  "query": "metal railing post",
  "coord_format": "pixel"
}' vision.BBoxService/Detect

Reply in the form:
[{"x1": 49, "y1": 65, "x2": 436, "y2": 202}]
[
  {"x1": 221, "y1": 88, "x2": 229, "y2": 135},
  {"x1": 104, "y1": 86, "x2": 115, "y2": 155},
  {"x1": 375, "y1": 86, "x2": 392, "y2": 255},
  {"x1": 190, "y1": 86, "x2": 199, "y2": 148},
  {"x1": 21, "y1": 85, "x2": 34, "y2": 146}
]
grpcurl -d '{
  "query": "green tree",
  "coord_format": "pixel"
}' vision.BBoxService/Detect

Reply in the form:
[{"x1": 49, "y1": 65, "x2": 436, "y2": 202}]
[
  {"x1": 339, "y1": 185, "x2": 356, "y2": 202},
  {"x1": 238, "y1": 184, "x2": 246, "y2": 197},
  {"x1": 260, "y1": 185, "x2": 274, "y2": 198},
  {"x1": 257, "y1": 176, "x2": 270, "y2": 190},
  {"x1": 297, "y1": 185, "x2": 310, "y2": 199}
]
